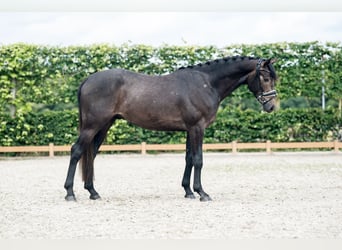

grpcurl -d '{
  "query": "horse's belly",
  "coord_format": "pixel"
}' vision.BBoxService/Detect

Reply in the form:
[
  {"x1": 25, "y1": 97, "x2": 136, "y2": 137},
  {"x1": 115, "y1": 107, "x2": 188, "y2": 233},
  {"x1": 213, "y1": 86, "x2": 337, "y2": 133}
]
[{"x1": 125, "y1": 113, "x2": 187, "y2": 131}]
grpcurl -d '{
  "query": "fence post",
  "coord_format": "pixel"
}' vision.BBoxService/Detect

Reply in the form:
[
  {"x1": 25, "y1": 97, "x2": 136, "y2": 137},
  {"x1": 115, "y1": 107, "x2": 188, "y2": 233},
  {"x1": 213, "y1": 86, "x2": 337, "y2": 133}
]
[
  {"x1": 266, "y1": 140, "x2": 271, "y2": 154},
  {"x1": 334, "y1": 140, "x2": 339, "y2": 152},
  {"x1": 49, "y1": 143, "x2": 54, "y2": 157},
  {"x1": 141, "y1": 142, "x2": 146, "y2": 155},
  {"x1": 232, "y1": 141, "x2": 237, "y2": 154}
]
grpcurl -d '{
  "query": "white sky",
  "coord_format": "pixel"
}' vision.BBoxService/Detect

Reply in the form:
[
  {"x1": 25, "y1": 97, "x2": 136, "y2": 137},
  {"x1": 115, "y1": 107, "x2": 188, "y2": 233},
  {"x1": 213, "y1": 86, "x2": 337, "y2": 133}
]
[{"x1": 1, "y1": 12, "x2": 342, "y2": 47}]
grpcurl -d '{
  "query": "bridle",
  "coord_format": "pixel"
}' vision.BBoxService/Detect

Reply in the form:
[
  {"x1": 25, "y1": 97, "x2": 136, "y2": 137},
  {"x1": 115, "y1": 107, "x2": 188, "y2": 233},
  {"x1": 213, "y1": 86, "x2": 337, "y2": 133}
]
[
  {"x1": 254, "y1": 59, "x2": 277, "y2": 105},
  {"x1": 256, "y1": 90, "x2": 277, "y2": 105}
]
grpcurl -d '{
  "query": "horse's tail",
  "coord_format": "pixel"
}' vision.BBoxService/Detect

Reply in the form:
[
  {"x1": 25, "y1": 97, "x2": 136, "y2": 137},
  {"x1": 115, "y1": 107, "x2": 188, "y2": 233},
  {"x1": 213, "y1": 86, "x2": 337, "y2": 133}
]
[
  {"x1": 81, "y1": 141, "x2": 95, "y2": 183},
  {"x1": 77, "y1": 77, "x2": 95, "y2": 183}
]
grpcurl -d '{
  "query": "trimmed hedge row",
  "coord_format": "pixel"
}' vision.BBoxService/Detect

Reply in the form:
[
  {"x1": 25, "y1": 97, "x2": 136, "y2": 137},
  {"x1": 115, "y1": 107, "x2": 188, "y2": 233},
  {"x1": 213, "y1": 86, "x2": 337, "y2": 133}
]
[
  {"x1": 1, "y1": 108, "x2": 340, "y2": 146},
  {"x1": 1, "y1": 42, "x2": 342, "y2": 115},
  {"x1": 1, "y1": 43, "x2": 341, "y2": 148}
]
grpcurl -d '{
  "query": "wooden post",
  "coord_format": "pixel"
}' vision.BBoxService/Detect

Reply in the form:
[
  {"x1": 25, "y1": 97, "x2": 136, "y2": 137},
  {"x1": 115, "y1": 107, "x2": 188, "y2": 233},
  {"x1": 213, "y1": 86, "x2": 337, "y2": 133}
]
[
  {"x1": 232, "y1": 141, "x2": 237, "y2": 154},
  {"x1": 334, "y1": 140, "x2": 339, "y2": 152},
  {"x1": 49, "y1": 143, "x2": 54, "y2": 157},
  {"x1": 266, "y1": 140, "x2": 271, "y2": 154},
  {"x1": 141, "y1": 142, "x2": 146, "y2": 155}
]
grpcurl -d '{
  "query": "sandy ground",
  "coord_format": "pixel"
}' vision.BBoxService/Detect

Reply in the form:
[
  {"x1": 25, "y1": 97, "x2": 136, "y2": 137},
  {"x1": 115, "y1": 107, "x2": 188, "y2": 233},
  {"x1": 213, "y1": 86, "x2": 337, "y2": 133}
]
[{"x1": 0, "y1": 152, "x2": 342, "y2": 239}]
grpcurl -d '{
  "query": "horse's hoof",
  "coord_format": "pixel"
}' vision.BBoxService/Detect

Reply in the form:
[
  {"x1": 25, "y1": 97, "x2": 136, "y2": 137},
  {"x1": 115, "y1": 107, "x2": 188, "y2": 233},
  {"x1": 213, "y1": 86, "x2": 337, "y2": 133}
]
[
  {"x1": 200, "y1": 195, "x2": 212, "y2": 202},
  {"x1": 89, "y1": 194, "x2": 101, "y2": 200},
  {"x1": 185, "y1": 193, "x2": 196, "y2": 199},
  {"x1": 65, "y1": 195, "x2": 77, "y2": 202}
]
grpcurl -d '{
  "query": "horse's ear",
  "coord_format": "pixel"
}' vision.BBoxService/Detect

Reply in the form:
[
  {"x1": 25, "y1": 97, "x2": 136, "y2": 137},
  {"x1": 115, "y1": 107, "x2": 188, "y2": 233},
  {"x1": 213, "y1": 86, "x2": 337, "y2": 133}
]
[
  {"x1": 263, "y1": 58, "x2": 277, "y2": 66},
  {"x1": 265, "y1": 58, "x2": 277, "y2": 65}
]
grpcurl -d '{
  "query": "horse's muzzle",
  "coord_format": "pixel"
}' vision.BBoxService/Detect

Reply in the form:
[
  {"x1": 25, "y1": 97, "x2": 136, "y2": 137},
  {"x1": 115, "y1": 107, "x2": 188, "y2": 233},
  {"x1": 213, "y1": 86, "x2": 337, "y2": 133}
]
[
  {"x1": 257, "y1": 90, "x2": 277, "y2": 113},
  {"x1": 263, "y1": 101, "x2": 276, "y2": 113}
]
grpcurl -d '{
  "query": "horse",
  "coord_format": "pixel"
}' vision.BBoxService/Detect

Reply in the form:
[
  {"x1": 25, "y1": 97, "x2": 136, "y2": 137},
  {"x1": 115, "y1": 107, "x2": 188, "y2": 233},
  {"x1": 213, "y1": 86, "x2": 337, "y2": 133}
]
[{"x1": 64, "y1": 56, "x2": 278, "y2": 202}]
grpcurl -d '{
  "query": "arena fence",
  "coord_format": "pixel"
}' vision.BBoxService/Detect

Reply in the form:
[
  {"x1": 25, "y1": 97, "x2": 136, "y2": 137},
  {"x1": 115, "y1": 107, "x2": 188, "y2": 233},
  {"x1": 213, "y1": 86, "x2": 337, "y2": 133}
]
[{"x1": 0, "y1": 140, "x2": 341, "y2": 157}]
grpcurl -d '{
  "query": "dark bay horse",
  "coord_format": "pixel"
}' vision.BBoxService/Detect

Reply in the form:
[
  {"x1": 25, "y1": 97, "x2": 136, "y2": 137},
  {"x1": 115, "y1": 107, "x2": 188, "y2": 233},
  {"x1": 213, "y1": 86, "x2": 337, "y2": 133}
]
[{"x1": 64, "y1": 56, "x2": 278, "y2": 202}]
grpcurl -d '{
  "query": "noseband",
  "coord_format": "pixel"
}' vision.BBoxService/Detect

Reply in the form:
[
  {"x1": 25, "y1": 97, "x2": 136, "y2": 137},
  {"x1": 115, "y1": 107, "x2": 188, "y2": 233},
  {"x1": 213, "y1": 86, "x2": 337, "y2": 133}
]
[
  {"x1": 255, "y1": 59, "x2": 277, "y2": 105},
  {"x1": 256, "y1": 89, "x2": 277, "y2": 105}
]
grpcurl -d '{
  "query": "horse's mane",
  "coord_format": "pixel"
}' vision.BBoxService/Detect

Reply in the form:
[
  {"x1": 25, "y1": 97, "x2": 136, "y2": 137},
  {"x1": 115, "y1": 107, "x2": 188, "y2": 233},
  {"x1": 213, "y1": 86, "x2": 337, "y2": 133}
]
[
  {"x1": 178, "y1": 56, "x2": 257, "y2": 70},
  {"x1": 178, "y1": 56, "x2": 278, "y2": 80},
  {"x1": 267, "y1": 62, "x2": 278, "y2": 80}
]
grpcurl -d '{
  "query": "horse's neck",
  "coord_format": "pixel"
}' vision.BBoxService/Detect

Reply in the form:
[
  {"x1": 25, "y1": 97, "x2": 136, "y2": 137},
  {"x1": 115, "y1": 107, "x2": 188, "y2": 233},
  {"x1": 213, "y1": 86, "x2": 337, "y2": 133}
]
[{"x1": 204, "y1": 60, "x2": 257, "y2": 101}]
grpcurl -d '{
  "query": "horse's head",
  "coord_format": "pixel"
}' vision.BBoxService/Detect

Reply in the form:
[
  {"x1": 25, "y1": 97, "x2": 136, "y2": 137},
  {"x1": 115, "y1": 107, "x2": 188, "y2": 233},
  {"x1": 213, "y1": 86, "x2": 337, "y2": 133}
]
[{"x1": 247, "y1": 58, "x2": 278, "y2": 113}]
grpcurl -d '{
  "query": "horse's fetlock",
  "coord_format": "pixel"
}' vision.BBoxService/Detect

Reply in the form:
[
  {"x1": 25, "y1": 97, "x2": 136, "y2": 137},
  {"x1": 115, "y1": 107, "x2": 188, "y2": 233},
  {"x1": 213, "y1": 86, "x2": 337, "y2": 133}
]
[
  {"x1": 64, "y1": 182, "x2": 72, "y2": 190},
  {"x1": 182, "y1": 180, "x2": 190, "y2": 188},
  {"x1": 193, "y1": 185, "x2": 201, "y2": 193}
]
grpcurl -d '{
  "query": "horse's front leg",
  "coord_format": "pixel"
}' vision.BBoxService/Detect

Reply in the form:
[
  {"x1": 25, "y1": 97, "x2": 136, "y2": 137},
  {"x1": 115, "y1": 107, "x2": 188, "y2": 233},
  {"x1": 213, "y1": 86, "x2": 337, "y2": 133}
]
[
  {"x1": 182, "y1": 132, "x2": 196, "y2": 199},
  {"x1": 189, "y1": 126, "x2": 212, "y2": 202}
]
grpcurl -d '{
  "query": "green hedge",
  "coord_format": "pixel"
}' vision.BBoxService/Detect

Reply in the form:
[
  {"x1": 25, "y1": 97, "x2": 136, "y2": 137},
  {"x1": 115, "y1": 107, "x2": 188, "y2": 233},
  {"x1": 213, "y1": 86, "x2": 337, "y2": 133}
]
[
  {"x1": 1, "y1": 108, "x2": 340, "y2": 146},
  {"x1": 0, "y1": 110, "x2": 78, "y2": 146},
  {"x1": 1, "y1": 43, "x2": 341, "y2": 147},
  {"x1": 1, "y1": 42, "x2": 342, "y2": 114}
]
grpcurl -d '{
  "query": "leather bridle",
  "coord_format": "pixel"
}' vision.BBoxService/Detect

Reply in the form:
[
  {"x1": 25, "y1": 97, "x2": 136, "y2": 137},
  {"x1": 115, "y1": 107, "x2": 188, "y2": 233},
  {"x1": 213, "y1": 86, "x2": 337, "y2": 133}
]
[{"x1": 254, "y1": 59, "x2": 277, "y2": 105}]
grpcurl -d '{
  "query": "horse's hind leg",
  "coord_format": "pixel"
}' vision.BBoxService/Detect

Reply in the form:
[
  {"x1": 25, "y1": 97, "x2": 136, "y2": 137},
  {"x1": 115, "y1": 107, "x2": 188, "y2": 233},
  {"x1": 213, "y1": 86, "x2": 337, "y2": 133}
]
[
  {"x1": 64, "y1": 127, "x2": 99, "y2": 201},
  {"x1": 64, "y1": 135, "x2": 87, "y2": 201},
  {"x1": 93, "y1": 119, "x2": 114, "y2": 156},
  {"x1": 84, "y1": 120, "x2": 114, "y2": 200}
]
